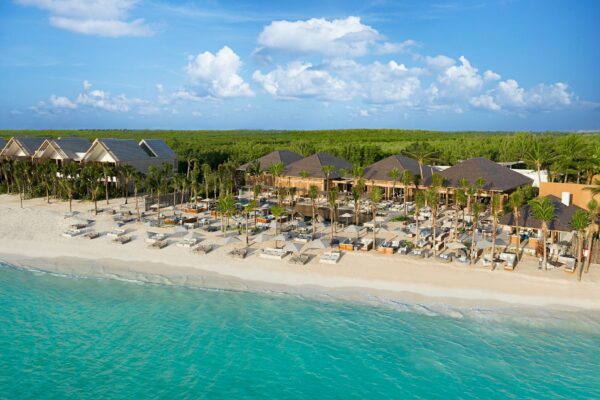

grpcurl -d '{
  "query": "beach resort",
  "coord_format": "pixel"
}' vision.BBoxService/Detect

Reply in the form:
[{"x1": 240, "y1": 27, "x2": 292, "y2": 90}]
[{"x1": 1, "y1": 134, "x2": 599, "y2": 310}]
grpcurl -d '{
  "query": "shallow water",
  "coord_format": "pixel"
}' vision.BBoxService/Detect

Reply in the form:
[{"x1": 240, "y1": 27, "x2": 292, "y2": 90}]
[{"x1": 1, "y1": 264, "x2": 599, "y2": 400}]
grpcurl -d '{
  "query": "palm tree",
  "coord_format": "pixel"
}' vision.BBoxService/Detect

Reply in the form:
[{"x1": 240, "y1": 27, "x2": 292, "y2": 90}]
[
  {"x1": 369, "y1": 186, "x2": 383, "y2": 250},
  {"x1": 288, "y1": 186, "x2": 297, "y2": 215},
  {"x1": 120, "y1": 165, "x2": 135, "y2": 205},
  {"x1": 339, "y1": 168, "x2": 350, "y2": 193},
  {"x1": 271, "y1": 204, "x2": 285, "y2": 235},
  {"x1": 102, "y1": 165, "x2": 113, "y2": 205},
  {"x1": 454, "y1": 189, "x2": 466, "y2": 241},
  {"x1": 474, "y1": 177, "x2": 486, "y2": 203},
  {"x1": 37, "y1": 162, "x2": 53, "y2": 204},
  {"x1": 246, "y1": 159, "x2": 262, "y2": 185},
  {"x1": 327, "y1": 187, "x2": 338, "y2": 241},
  {"x1": 404, "y1": 143, "x2": 437, "y2": 179},
  {"x1": 252, "y1": 184, "x2": 261, "y2": 201},
  {"x1": 269, "y1": 162, "x2": 285, "y2": 190},
  {"x1": 172, "y1": 173, "x2": 184, "y2": 210},
  {"x1": 426, "y1": 174, "x2": 443, "y2": 256},
  {"x1": 529, "y1": 197, "x2": 556, "y2": 270},
  {"x1": 83, "y1": 164, "x2": 102, "y2": 215},
  {"x1": 132, "y1": 171, "x2": 144, "y2": 221},
  {"x1": 584, "y1": 199, "x2": 598, "y2": 274},
  {"x1": 308, "y1": 184, "x2": 319, "y2": 234},
  {"x1": 12, "y1": 161, "x2": 25, "y2": 208},
  {"x1": 351, "y1": 179, "x2": 364, "y2": 225},
  {"x1": 413, "y1": 190, "x2": 425, "y2": 245},
  {"x1": 1, "y1": 162, "x2": 12, "y2": 194},
  {"x1": 490, "y1": 193, "x2": 502, "y2": 260},
  {"x1": 201, "y1": 163, "x2": 211, "y2": 201},
  {"x1": 244, "y1": 199, "x2": 257, "y2": 247},
  {"x1": 387, "y1": 167, "x2": 400, "y2": 200},
  {"x1": 401, "y1": 170, "x2": 412, "y2": 215},
  {"x1": 525, "y1": 140, "x2": 556, "y2": 186},
  {"x1": 322, "y1": 164, "x2": 336, "y2": 192},
  {"x1": 584, "y1": 179, "x2": 600, "y2": 197},
  {"x1": 570, "y1": 210, "x2": 590, "y2": 281},
  {"x1": 61, "y1": 163, "x2": 78, "y2": 213},
  {"x1": 470, "y1": 202, "x2": 482, "y2": 264},
  {"x1": 217, "y1": 192, "x2": 235, "y2": 232},
  {"x1": 190, "y1": 161, "x2": 201, "y2": 205},
  {"x1": 299, "y1": 170, "x2": 311, "y2": 193},
  {"x1": 508, "y1": 189, "x2": 525, "y2": 260}
]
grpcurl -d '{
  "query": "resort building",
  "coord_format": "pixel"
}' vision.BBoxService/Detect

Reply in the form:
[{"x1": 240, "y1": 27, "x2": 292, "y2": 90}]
[
  {"x1": 363, "y1": 155, "x2": 432, "y2": 198},
  {"x1": 0, "y1": 137, "x2": 47, "y2": 161},
  {"x1": 33, "y1": 137, "x2": 91, "y2": 164},
  {"x1": 539, "y1": 182, "x2": 598, "y2": 209},
  {"x1": 276, "y1": 152, "x2": 352, "y2": 194},
  {"x1": 81, "y1": 138, "x2": 176, "y2": 173},
  {"x1": 237, "y1": 150, "x2": 303, "y2": 186},
  {"x1": 499, "y1": 195, "x2": 584, "y2": 252},
  {"x1": 139, "y1": 139, "x2": 178, "y2": 170},
  {"x1": 440, "y1": 157, "x2": 533, "y2": 198}
]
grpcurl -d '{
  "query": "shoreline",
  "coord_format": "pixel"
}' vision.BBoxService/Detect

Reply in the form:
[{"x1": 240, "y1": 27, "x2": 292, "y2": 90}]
[{"x1": 1, "y1": 195, "x2": 600, "y2": 315}]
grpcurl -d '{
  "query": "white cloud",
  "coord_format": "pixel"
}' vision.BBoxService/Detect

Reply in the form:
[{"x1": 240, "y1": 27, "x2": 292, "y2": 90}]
[
  {"x1": 83, "y1": 80, "x2": 92, "y2": 91},
  {"x1": 469, "y1": 94, "x2": 500, "y2": 111},
  {"x1": 495, "y1": 79, "x2": 525, "y2": 108},
  {"x1": 423, "y1": 55, "x2": 455, "y2": 70},
  {"x1": 376, "y1": 40, "x2": 417, "y2": 55},
  {"x1": 253, "y1": 62, "x2": 349, "y2": 100},
  {"x1": 483, "y1": 70, "x2": 501, "y2": 81},
  {"x1": 257, "y1": 16, "x2": 381, "y2": 57},
  {"x1": 16, "y1": 0, "x2": 152, "y2": 37},
  {"x1": 185, "y1": 46, "x2": 254, "y2": 98},
  {"x1": 438, "y1": 56, "x2": 483, "y2": 93},
  {"x1": 49, "y1": 95, "x2": 77, "y2": 109}
]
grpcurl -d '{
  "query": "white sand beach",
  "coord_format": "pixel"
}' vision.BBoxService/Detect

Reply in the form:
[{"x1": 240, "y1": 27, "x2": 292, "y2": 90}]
[{"x1": 1, "y1": 194, "x2": 599, "y2": 311}]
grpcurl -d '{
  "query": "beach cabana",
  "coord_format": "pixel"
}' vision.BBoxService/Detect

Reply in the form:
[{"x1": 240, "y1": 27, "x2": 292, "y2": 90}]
[
  {"x1": 363, "y1": 155, "x2": 432, "y2": 198},
  {"x1": 277, "y1": 153, "x2": 352, "y2": 194},
  {"x1": 33, "y1": 137, "x2": 91, "y2": 164},
  {"x1": 139, "y1": 139, "x2": 178, "y2": 170},
  {"x1": 499, "y1": 195, "x2": 583, "y2": 253},
  {"x1": 81, "y1": 138, "x2": 172, "y2": 173},
  {"x1": 439, "y1": 157, "x2": 533, "y2": 196},
  {"x1": 0, "y1": 137, "x2": 47, "y2": 161}
]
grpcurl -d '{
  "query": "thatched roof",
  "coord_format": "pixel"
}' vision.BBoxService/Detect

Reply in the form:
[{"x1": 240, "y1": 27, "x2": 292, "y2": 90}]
[
  {"x1": 364, "y1": 155, "x2": 432, "y2": 182},
  {"x1": 238, "y1": 150, "x2": 303, "y2": 171},
  {"x1": 139, "y1": 139, "x2": 177, "y2": 159},
  {"x1": 499, "y1": 195, "x2": 584, "y2": 232},
  {"x1": 284, "y1": 153, "x2": 352, "y2": 179},
  {"x1": 439, "y1": 157, "x2": 532, "y2": 192}
]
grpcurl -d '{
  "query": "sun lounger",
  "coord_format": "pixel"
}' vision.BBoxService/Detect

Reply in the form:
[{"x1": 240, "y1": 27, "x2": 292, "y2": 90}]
[
  {"x1": 289, "y1": 254, "x2": 310, "y2": 265},
  {"x1": 437, "y1": 252, "x2": 454, "y2": 263},
  {"x1": 177, "y1": 238, "x2": 201, "y2": 248},
  {"x1": 148, "y1": 240, "x2": 168, "y2": 249},
  {"x1": 82, "y1": 231, "x2": 99, "y2": 240},
  {"x1": 112, "y1": 235, "x2": 131, "y2": 245},
  {"x1": 377, "y1": 242, "x2": 395, "y2": 254},
  {"x1": 499, "y1": 252, "x2": 517, "y2": 271},
  {"x1": 192, "y1": 244, "x2": 213, "y2": 254},
  {"x1": 359, "y1": 238, "x2": 373, "y2": 251},
  {"x1": 295, "y1": 234, "x2": 313, "y2": 243},
  {"x1": 260, "y1": 248, "x2": 287, "y2": 260},
  {"x1": 62, "y1": 229, "x2": 83, "y2": 238},
  {"x1": 229, "y1": 248, "x2": 248, "y2": 259},
  {"x1": 339, "y1": 238, "x2": 355, "y2": 251},
  {"x1": 319, "y1": 251, "x2": 341, "y2": 264},
  {"x1": 107, "y1": 228, "x2": 126, "y2": 238}
]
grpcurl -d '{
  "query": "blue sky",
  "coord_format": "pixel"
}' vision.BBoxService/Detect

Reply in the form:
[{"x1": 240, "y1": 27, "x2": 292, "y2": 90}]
[{"x1": 1, "y1": 0, "x2": 599, "y2": 130}]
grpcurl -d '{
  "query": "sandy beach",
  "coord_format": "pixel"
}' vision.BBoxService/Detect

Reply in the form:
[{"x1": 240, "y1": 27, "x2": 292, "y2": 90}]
[{"x1": 1, "y1": 194, "x2": 599, "y2": 312}]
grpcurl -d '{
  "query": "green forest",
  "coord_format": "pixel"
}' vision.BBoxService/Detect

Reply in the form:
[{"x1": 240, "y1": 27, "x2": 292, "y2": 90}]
[{"x1": 1, "y1": 129, "x2": 599, "y2": 183}]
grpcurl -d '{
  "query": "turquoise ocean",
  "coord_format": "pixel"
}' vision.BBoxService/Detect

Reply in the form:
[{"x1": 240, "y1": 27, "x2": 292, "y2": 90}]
[{"x1": 1, "y1": 263, "x2": 599, "y2": 400}]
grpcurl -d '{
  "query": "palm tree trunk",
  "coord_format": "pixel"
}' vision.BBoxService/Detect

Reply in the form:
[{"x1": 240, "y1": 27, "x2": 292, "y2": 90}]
[
  {"x1": 454, "y1": 205, "x2": 459, "y2": 241},
  {"x1": 135, "y1": 189, "x2": 140, "y2": 221},
  {"x1": 492, "y1": 216, "x2": 498, "y2": 261},
  {"x1": 372, "y1": 206, "x2": 377, "y2": 250},
  {"x1": 312, "y1": 201, "x2": 316, "y2": 235},
  {"x1": 68, "y1": 196, "x2": 72, "y2": 212},
  {"x1": 157, "y1": 191, "x2": 161, "y2": 227},
  {"x1": 105, "y1": 180, "x2": 109, "y2": 205},
  {"x1": 585, "y1": 233, "x2": 594, "y2": 273},
  {"x1": 542, "y1": 225, "x2": 548, "y2": 270},
  {"x1": 471, "y1": 226, "x2": 476, "y2": 264},
  {"x1": 432, "y1": 211, "x2": 437, "y2": 256},
  {"x1": 577, "y1": 231, "x2": 585, "y2": 281}
]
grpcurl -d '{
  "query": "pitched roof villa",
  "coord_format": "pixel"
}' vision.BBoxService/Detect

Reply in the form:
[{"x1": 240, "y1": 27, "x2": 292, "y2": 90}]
[
  {"x1": 364, "y1": 155, "x2": 432, "y2": 182},
  {"x1": 238, "y1": 150, "x2": 303, "y2": 172},
  {"x1": 34, "y1": 138, "x2": 92, "y2": 162},
  {"x1": 0, "y1": 137, "x2": 48, "y2": 160},
  {"x1": 81, "y1": 138, "x2": 176, "y2": 173},
  {"x1": 284, "y1": 153, "x2": 352, "y2": 179},
  {"x1": 440, "y1": 157, "x2": 533, "y2": 193},
  {"x1": 499, "y1": 195, "x2": 583, "y2": 233}
]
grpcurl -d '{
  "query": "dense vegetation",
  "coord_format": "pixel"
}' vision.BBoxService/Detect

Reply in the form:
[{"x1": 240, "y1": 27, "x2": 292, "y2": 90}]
[{"x1": 2, "y1": 130, "x2": 599, "y2": 183}]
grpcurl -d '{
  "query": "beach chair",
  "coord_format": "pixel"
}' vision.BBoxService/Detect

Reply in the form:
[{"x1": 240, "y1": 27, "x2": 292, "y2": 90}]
[
  {"x1": 112, "y1": 235, "x2": 131, "y2": 245},
  {"x1": 148, "y1": 240, "x2": 168, "y2": 249},
  {"x1": 289, "y1": 254, "x2": 310, "y2": 265},
  {"x1": 82, "y1": 231, "x2": 99, "y2": 240},
  {"x1": 192, "y1": 244, "x2": 213, "y2": 254}
]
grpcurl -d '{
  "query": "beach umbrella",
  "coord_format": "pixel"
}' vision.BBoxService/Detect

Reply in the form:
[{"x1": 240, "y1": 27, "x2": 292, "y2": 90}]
[
  {"x1": 345, "y1": 224, "x2": 363, "y2": 239},
  {"x1": 340, "y1": 212, "x2": 353, "y2": 225},
  {"x1": 307, "y1": 239, "x2": 328, "y2": 249},
  {"x1": 283, "y1": 242, "x2": 303, "y2": 253},
  {"x1": 447, "y1": 242, "x2": 466, "y2": 250},
  {"x1": 253, "y1": 233, "x2": 273, "y2": 243}
]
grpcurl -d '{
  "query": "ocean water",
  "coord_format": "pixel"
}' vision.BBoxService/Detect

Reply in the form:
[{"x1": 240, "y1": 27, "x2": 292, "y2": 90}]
[{"x1": 1, "y1": 264, "x2": 599, "y2": 400}]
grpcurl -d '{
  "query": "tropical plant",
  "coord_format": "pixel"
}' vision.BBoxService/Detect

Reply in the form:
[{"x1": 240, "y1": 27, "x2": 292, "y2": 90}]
[
  {"x1": 585, "y1": 199, "x2": 598, "y2": 273},
  {"x1": 401, "y1": 170, "x2": 412, "y2": 215},
  {"x1": 404, "y1": 142, "x2": 437, "y2": 179},
  {"x1": 414, "y1": 190, "x2": 425, "y2": 244},
  {"x1": 120, "y1": 165, "x2": 136, "y2": 205},
  {"x1": 490, "y1": 193, "x2": 502, "y2": 260},
  {"x1": 369, "y1": 186, "x2": 383, "y2": 249},
  {"x1": 217, "y1": 192, "x2": 235, "y2": 232},
  {"x1": 269, "y1": 162, "x2": 285, "y2": 189},
  {"x1": 322, "y1": 164, "x2": 336, "y2": 192},
  {"x1": 60, "y1": 163, "x2": 78, "y2": 212},
  {"x1": 570, "y1": 209, "x2": 590, "y2": 281},
  {"x1": 525, "y1": 139, "x2": 556, "y2": 186},
  {"x1": 470, "y1": 202, "x2": 482, "y2": 264},
  {"x1": 270, "y1": 204, "x2": 285, "y2": 235},
  {"x1": 327, "y1": 187, "x2": 338, "y2": 241},
  {"x1": 386, "y1": 167, "x2": 400, "y2": 200},
  {"x1": 454, "y1": 189, "x2": 467, "y2": 241},
  {"x1": 351, "y1": 179, "x2": 365, "y2": 225},
  {"x1": 529, "y1": 197, "x2": 556, "y2": 270},
  {"x1": 308, "y1": 184, "x2": 319, "y2": 234},
  {"x1": 244, "y1": 199, "x2": 257, "y2": 247},
  {"x1": 508, "y1": 188, "x2": 525, "y2": 260}
]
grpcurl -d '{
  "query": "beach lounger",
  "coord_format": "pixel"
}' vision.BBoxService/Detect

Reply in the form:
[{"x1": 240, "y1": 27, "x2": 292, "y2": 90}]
[
  {"x1": 107, "y1": 228, "x2": 127, "y2": 238},
  {"x1": 437, "y1": 252, "x2": 453, "y2": 263},
  {"x1": 177, "y1": 238, "x2": 201, "y2": 248},
  {"x1": 82, "y1": 231, "x2": 99, "y2": 240},
  {"x1": 229, "y1": 248, "x2": 248, "y2": 259},
  {"x1": 148, "y1": 240, "x2": 168, "y2": 249},
  {"x1": 112, "y1": 235, "x2": 131, "y2": 245},
  {"x1": 289, "y1": 254, "x2": 310, "y2": 265},
  {"x1": 319, "y1": 251, "x2": 341, "y2": 264},
  {"x1": 62, "y1": 229, "x2": 83, "y2": 238},
  {"x1": 499, "y1": 252, "x2": 517, "y2": 271},
  {"x1": 260, "y1": 248, "x2": 287, "y2": 260},
  {"x1": 192, "y1": 244, "x2": 213, "y2": 254}
]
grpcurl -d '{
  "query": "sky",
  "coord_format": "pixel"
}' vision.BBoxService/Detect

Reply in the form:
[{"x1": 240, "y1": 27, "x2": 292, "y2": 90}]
[{"x1": 1, "y1": 0, "x2": 599, "y2": 131}]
